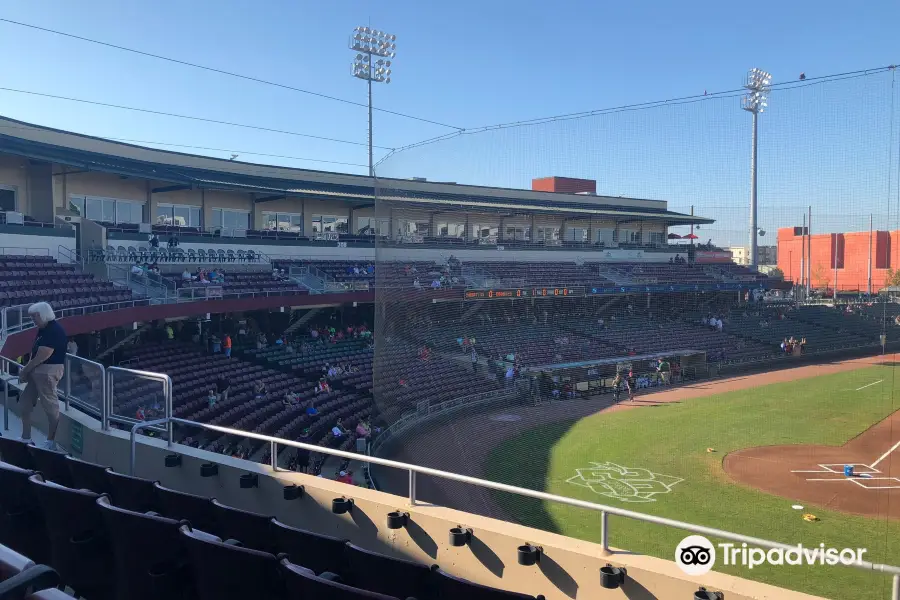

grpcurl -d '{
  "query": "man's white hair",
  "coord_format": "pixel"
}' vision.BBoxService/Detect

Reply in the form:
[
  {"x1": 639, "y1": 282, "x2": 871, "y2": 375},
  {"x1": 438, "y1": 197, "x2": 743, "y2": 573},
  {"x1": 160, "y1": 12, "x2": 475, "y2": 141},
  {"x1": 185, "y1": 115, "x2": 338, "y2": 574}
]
[{"x1": 27, "y1": 302, "x2": 56, "y2": 322}]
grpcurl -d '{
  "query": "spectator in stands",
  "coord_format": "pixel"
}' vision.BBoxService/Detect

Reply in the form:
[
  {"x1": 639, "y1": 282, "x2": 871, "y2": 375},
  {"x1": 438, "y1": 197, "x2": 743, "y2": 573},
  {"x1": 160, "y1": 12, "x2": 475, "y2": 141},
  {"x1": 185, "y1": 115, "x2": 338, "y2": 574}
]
[
  {"x1": 336, "y1": 470, "x2": 354, "y2": 484},
  {"x1": 66, "y1": 337, "x2": 78, "y2": 356},
  {"x1": 182, "y1": 268, "x2": 192, "y2": 283},
  {"x1": 431, "y1": 278, "x2": 441, "y2": 289},
  {"x1": 366, "y1": 264, "x2": 374, "y2": 274},
  {"x1": 131, "y1": 262, "x2": 144, "y2": 277},
  {"x1": 413, "y1": 277, "x2": 422, "y2": 290},
  {"x1": 167, "y1": 235, "x2": 179, "y2": 248},
  {"x1": 254, "y1": 379, "x2": 268, "y2": 399},
  {"x1": 211, "y1": 334, "x2": 221, "y2": 353},
  {"x1": 356, "y1": 419, "x2": 371, "y2": 443},
  {"x1": 149, "y1": 262, "x2": 160, "y2": 276},
  {"x1": 217, "y1": 377, "x2": 231, "y2": 402},
  {"x1": 333, "y1": 418, "x2": 349, "y2": 437},
  {"x1": 149, "y1": 233, "x2": 160, "y2": 248},
  {"x1": 207, "y1": 389, "x2": 218, "y2": 407},
  {"x1": 305, "y1": 397, "x2": 318, "y2": 416},
  {"x1": 165, "y1": 324, "x2": 175, "y2": 340},
  {"x1": 256, "y1": 332, "x2": 268, "y2": 350},
  {"x1": 19, "y1": 302, "x2": 68, "y2": 450},
  {"x1": 223, "y1": 333, "x2": 232, "y2": 358}
]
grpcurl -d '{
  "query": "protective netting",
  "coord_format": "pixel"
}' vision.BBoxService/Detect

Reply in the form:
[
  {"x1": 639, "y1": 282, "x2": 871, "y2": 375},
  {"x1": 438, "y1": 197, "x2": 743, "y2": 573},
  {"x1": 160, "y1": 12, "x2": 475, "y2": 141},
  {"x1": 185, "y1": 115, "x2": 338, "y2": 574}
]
[{"x1": 371, "y1": 70, "x2": 900, "y2": 598}]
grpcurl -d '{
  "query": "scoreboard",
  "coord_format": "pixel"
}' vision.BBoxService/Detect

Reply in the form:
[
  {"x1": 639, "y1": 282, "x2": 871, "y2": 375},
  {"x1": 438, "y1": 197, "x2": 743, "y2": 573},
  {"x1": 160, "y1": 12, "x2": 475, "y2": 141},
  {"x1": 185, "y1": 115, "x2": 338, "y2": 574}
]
[{"x1": 463, "y1": 287, "x2": 584, "y2": 300}]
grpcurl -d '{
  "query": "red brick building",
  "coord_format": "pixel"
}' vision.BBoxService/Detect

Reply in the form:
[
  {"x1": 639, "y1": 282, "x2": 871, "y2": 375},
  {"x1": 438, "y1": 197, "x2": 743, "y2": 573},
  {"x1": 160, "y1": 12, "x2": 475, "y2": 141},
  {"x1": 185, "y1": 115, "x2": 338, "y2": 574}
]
[
  {"x1": 531, "y1": 177, "x2": 597, "y2": 194},
  {"x1": 777, "y1": 227, "x2": 892, "y2": 291}
]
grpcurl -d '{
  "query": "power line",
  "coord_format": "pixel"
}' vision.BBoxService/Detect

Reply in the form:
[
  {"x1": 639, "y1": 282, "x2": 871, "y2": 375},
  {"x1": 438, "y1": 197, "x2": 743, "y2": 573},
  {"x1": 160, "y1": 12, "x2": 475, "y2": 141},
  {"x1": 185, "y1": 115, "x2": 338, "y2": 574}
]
[
  {"x1": 387, "y1": 64, "x2": 900, "y2": 157},
  {"x1": 0, "y1": 18, "x2": 464, "y2": 131},
  {"x1": 0, "y1": 86, "x2": 394, "y2": 149}
]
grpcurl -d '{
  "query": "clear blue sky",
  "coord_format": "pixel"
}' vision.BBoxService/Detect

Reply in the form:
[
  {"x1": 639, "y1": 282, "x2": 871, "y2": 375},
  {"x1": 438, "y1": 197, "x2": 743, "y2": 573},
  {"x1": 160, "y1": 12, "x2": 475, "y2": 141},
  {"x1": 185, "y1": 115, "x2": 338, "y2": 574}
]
[{"x1": 0, "y1": 0, "x2": 898, "y2": 245}]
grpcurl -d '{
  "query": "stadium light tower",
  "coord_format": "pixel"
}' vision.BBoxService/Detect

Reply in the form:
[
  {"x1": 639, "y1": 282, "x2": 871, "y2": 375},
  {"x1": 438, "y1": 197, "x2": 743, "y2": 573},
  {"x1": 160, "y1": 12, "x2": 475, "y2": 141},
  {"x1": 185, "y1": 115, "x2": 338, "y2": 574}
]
[
  {"x1": 741, "y1": 67, "x2": 772, "y2": 268},
  {"x1": 350, "y1": 26, "x2": 396, "y2": 177}
]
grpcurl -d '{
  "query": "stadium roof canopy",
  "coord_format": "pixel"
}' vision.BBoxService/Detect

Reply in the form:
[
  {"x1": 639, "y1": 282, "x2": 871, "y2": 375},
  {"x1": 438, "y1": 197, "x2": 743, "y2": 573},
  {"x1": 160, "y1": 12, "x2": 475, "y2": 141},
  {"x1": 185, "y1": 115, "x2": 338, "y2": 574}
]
[{"x1": 0, "y1": 116, "x2": 713, "y2": 226}]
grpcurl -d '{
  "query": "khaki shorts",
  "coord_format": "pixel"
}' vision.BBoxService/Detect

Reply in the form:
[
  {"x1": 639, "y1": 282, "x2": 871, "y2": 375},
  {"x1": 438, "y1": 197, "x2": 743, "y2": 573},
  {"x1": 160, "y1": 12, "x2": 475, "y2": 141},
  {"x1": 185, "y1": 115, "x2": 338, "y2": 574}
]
[{"x1": 21, "y1": 364, "x2": 64, "y2": 420}]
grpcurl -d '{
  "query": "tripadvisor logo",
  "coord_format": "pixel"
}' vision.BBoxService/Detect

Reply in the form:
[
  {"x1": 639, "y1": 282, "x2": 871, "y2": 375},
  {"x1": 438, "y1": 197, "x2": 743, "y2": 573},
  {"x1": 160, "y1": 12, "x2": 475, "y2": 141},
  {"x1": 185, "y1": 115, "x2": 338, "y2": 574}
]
[{"x1": 675, "y1": 535, "x2": 868, "y2": 574}]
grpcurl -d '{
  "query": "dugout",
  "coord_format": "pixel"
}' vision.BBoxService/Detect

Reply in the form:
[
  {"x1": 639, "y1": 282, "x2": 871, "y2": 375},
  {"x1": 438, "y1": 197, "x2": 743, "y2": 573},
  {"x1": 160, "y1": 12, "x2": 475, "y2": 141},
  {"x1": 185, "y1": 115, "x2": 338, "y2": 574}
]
[{"x1": 527, "y1": 349, "x2": 707, "y2": 397}]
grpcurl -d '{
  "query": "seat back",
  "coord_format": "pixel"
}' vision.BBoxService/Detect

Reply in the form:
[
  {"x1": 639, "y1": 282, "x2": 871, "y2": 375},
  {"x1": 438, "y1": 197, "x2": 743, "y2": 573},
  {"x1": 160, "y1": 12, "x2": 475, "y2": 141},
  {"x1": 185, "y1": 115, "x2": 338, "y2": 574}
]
[
  {"x1": 0, "y1": 462, "x2": 48, "y2": 564},
  {"x1": 432, "y1": 567, "x2": 543, "y2": 600},
  {"x1": 281, "y1": 558, "x2": 400, "y2": 600},
  {"x1": 343, "y1": 543, "x2": 434, "y2": 600},
  {"x1": 28, "y1": 474, "x2": 112, "y2": 599},
  {"x1": 26, "y1": 446, "x2": 73, "y2": 488},
  {"x1": 179, "y1": 525, "x2": 284, "y2": 600},
  {"x1": 211, "y1": 499, "x2": 274, "y2": 552},
  {"x1": 270, "y1": 518, "x2": 347, "y2": 575},
  {"x1": 96, "y1": 496, "x2": 191, "y2": 600},
  {"x1": 104, "y1": 469, "x2": 158, "y2": 513},
  {"x1": 0, "y1": 436, "x2": 33, "y2": 469},
  {"x1": 65, "y1": 455, "x2": 110, "y2": 493},
  {"x1": 153, "y1": 482, "x2": 216, "y2": 536}
]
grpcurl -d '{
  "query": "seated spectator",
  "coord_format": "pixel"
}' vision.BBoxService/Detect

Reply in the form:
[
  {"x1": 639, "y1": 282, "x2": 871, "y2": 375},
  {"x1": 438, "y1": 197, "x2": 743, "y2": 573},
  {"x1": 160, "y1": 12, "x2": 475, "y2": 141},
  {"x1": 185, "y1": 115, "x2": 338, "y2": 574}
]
[
  {"x1": 149, "y1": 262, "x2": 160, "y2": 275},
  {"x1": 305, "y1": 398, "x2": 318, "y2": 416},
  {"x1": 182, "y1": 268, "x2": 192, "y2": 282},
  {"x1": 135, "y1": 406, "x2": 146, "y2": 421},
  {"x1": 256, "y1": 332, "x2": 267, "y2": 350},
  {"x1": 254, "y1": 380, "x2": 268, "y2": 399},
  {"x1": 207, "y1": 389, "x2": 218, "y2": 407},
  {"x1": 336, "y1": 470, "x2": 354, "y2": 484},
  {"x1": 217, "y1": 377, "x2": 231, "y2": 402},
  {"x1": 272, "y1": 268, "x2": 282, "y2": 280},
  {"x1": 131, "y1": 262, "x2": 144, "y2": 276},
  {"x1": 431, "y1": 279, "x2": 441, "y2": 289}
]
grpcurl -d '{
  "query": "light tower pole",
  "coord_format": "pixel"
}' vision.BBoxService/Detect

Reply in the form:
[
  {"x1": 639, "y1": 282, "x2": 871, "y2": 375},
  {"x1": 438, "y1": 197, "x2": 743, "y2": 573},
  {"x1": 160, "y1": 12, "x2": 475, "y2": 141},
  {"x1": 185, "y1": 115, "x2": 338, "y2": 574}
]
[
  {"x1": 741, "y1": 67, "x2": 772, "y2": 268},
  {"x1": 350, "y1": 26, "x2": 396, "y2": 177}
]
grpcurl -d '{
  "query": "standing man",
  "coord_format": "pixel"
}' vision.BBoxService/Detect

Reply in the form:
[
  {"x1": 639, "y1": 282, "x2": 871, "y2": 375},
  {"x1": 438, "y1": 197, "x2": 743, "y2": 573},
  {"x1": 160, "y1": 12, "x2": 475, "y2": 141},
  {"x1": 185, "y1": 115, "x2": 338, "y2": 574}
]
[
  {"x1": 19, "y1": 302, "x2": 67, "y2": 449},
  {"x1": 223, "y1": 333, "x2": 232, "y2": 358}
]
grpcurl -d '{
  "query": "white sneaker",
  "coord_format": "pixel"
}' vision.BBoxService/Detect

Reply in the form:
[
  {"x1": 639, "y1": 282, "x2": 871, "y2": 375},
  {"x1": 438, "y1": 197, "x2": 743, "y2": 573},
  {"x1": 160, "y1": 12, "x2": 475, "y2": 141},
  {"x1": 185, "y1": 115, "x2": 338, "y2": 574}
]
[
  {"x1": 20, "y1": 438, "x2": 33, "y2": 445},
  {"x1": 41, "y1": 440, "x2": 62, "y2": 452}
]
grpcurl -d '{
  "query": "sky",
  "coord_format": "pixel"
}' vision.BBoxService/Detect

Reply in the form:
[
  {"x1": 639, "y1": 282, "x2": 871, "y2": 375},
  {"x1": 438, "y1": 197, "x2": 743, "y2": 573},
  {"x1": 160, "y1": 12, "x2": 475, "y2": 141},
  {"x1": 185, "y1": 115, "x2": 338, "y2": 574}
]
[{"x1": 0, "y1": 0, "x2": 898, "y2": 245}]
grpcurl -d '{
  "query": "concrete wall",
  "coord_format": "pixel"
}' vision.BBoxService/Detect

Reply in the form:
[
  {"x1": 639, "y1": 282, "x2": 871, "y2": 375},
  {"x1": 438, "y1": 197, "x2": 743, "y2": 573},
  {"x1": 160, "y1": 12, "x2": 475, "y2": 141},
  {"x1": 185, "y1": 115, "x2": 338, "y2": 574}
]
[
  {"x1": 0, "y1": 228, "x2": 75, "y2": 260},
  {"x1": 7, "y1": 399, "x2": 825, "y2": 600},
  {"x1": 0, "y1": 155, "x2": 29, "y2": 211}
]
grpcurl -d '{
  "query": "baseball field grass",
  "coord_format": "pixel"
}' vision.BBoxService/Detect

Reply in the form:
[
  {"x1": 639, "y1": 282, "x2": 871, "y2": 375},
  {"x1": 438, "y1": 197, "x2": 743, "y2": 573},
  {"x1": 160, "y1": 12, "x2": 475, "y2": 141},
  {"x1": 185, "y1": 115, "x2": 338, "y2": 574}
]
[{"x1": 484, "y1": 365, "x2": 900, "y2": 599}]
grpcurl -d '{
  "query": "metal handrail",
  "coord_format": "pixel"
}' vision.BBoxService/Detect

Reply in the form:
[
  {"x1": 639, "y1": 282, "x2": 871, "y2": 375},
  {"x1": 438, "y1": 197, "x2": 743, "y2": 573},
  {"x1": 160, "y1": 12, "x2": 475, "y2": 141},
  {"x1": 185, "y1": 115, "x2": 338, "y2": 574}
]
[
  {"x1": 127, "y1": 415, "x2": 900, "y2": 587},
  {"x1": 0, "y1": 355, "x2": 23, "y2": 432},
  {"x1": 107, "y1": 366, "x2": 173, "y2": 440}
]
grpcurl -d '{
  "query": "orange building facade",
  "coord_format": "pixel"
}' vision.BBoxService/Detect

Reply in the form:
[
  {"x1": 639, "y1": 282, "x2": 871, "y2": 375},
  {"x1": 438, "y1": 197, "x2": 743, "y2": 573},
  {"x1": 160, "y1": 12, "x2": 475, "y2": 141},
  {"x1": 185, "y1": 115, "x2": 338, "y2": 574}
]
[{"x1": 777, "y1": 227, "x2": 894, "y2": 292}]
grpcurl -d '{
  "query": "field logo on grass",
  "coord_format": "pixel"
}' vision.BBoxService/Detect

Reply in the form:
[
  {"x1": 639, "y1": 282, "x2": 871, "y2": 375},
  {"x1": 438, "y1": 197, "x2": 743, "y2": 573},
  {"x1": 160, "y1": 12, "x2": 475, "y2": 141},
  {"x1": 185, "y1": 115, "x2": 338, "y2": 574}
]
[
  {"x1": 566, "y1": 462, "x2": 683, "y2": 503},
  {"x1": 675, "y1": 535, "x2": 716, "y2": 575}
]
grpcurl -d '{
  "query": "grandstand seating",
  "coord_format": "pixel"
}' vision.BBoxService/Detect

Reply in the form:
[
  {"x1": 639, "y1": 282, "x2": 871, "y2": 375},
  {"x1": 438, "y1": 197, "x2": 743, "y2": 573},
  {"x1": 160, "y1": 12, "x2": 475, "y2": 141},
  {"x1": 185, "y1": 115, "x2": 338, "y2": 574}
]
[
  {"x1": 0, "y1": 452, "x2": 545, "y2": 600},
  {"x1": 106, "y1": 341, "x2": 373, "y2": 460},
  {"x1": 162, "y1": 269, "x2": 302, "y2": 295},
  {"x1": 0, "y1": 254, "x2": 136, "y2": 309}
]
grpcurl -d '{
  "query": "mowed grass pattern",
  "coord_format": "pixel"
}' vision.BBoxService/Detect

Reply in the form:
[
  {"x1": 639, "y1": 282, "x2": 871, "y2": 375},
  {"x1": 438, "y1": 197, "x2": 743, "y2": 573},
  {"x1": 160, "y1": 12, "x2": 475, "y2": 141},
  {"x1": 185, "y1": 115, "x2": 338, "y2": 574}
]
[{"x1": 485, "y1": 366, "x2": 900, "y2": 599}]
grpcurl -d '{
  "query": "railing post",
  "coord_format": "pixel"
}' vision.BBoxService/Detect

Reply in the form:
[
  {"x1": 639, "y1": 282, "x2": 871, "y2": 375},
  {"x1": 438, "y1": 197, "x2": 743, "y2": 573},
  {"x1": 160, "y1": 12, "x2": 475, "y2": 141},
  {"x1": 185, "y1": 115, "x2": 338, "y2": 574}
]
[
  {"x1": 601, "y1": 510, "x2": 609, "y2": 552},
  {"x1": 3, "y1": 378, "x2": 8, "y2": 431},
  {"x1": 893, "y1": 574, "x2": 899, "y2": 600},
  {"x1": 271, "y1": 440, "x2": 278, "y2": 471},
  {"x1": 64, "y1": 355, "x2": 71, "y2": 412},
  {"x1": 409, "y1": 470, "x2": 417, "y2": 506}
]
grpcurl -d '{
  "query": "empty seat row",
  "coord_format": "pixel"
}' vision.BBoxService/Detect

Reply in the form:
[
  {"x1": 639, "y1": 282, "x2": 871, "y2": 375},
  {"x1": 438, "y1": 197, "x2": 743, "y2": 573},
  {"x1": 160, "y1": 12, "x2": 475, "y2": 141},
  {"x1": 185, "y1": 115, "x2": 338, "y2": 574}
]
[{"x1": 0, "y1": 440, "x2": 543, "y2": 600}]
